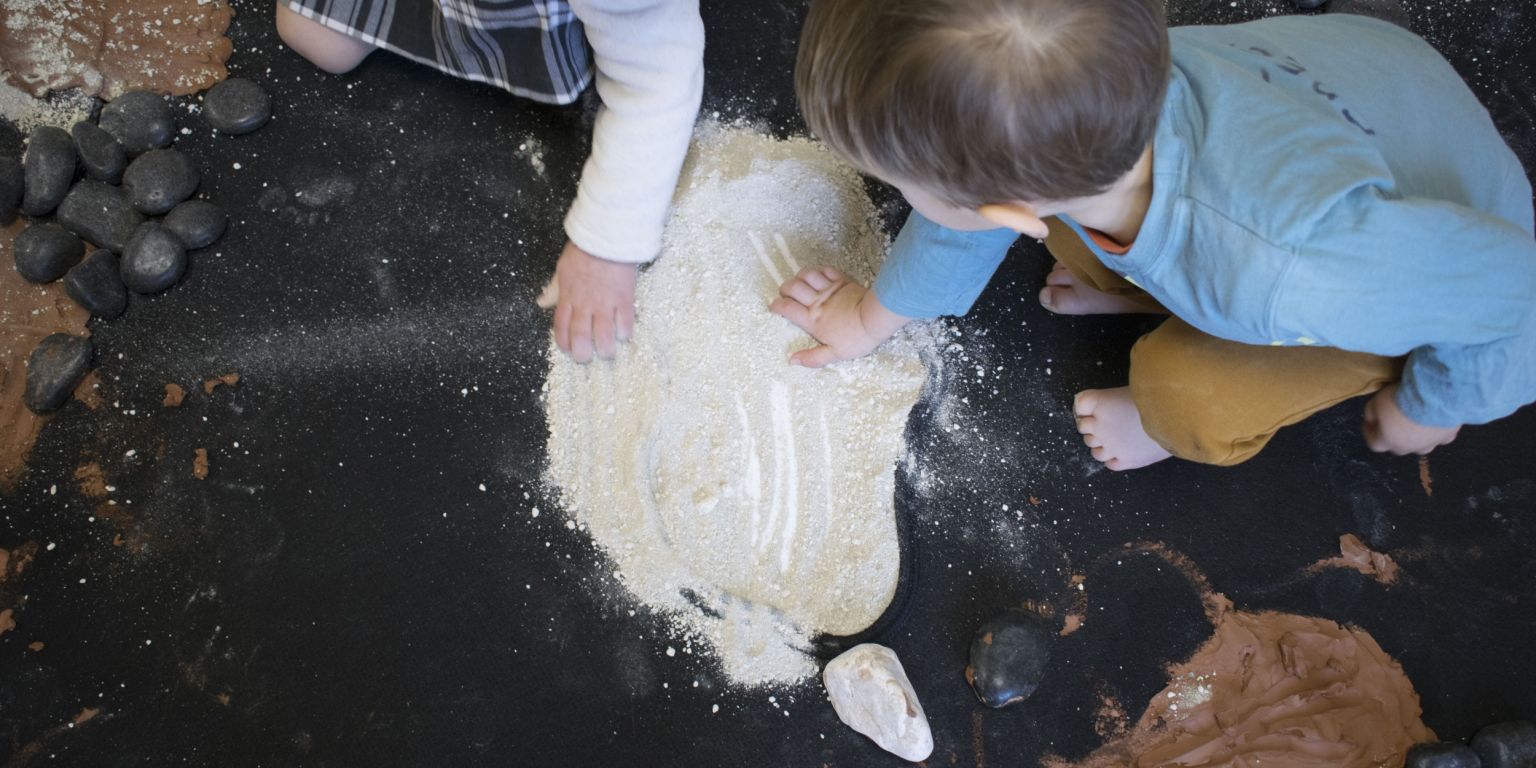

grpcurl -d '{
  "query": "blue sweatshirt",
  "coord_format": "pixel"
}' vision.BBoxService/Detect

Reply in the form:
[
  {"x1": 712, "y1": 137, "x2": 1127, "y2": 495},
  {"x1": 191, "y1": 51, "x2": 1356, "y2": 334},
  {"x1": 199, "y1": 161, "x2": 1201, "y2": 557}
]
[{"x1": 871, "y1": 14, "x2": 1536, "y2": 427}]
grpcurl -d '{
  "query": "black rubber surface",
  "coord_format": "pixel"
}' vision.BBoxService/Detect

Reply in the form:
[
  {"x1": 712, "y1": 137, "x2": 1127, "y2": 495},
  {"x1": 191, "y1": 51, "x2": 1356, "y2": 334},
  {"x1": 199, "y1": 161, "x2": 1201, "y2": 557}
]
[{"x1": 1, "y1": 0, "x2": 1533, "y2": 765}]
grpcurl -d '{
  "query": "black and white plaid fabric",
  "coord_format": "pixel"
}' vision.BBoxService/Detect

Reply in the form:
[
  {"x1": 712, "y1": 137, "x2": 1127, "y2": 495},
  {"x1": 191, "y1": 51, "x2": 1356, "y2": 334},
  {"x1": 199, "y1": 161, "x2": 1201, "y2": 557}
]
[{"x1": 285, "y1": 0, "x2": 593, "y2": 104}]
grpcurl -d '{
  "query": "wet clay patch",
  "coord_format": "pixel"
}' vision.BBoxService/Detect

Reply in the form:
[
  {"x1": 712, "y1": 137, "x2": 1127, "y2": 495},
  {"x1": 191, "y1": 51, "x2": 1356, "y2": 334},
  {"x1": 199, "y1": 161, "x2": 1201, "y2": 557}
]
[
  {"x1": 0, "y1": 222, "x2": 90, "y2": 490},
  {"x1": 0, "y1": 0, "x2": 235, "y2": 100}
]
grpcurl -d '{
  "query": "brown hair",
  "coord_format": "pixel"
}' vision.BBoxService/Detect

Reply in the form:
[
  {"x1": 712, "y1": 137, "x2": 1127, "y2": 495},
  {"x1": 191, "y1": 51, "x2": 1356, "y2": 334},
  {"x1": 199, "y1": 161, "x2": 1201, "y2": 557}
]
[{"x1": 796, "y1": 0, "x2": 1170, "y2": 206}]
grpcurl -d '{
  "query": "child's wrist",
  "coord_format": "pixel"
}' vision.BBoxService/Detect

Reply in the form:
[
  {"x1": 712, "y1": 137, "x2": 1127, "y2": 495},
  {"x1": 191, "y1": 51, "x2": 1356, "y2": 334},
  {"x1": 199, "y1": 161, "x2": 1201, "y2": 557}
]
[{"x1": 856, "y1": 289, "x2": 911, "y2": 345}]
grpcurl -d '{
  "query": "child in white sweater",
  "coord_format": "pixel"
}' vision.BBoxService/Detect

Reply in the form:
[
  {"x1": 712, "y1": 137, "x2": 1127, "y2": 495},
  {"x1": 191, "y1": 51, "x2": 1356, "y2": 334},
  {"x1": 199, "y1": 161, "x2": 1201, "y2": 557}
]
[{"x1": 276, "y1": 0, "x2": 705, "y2": 363}]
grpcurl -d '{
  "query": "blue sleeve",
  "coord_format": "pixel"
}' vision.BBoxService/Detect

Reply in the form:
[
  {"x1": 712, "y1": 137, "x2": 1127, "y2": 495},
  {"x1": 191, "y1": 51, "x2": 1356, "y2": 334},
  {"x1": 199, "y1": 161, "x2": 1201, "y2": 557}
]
[
  {"x1": 1274, "y1": 186, "x2": 1536, "y2": 427},
  {"x1": 870, "y1": 210, "x2": 1020, "y2": 319}
]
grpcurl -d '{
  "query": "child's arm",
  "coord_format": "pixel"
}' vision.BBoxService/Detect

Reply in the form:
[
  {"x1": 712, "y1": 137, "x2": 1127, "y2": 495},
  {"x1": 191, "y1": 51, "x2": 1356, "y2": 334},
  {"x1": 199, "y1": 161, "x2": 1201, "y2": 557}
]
[
  {"x1": 770, "y1": 210, "x2": 1019, "y2": 365},
  {"x1": 551, "y1": 0, "x2": 704, "y2": 361},
  {"x1": 1274, "y1": 184, "x2": 1536, "y2": 443}
]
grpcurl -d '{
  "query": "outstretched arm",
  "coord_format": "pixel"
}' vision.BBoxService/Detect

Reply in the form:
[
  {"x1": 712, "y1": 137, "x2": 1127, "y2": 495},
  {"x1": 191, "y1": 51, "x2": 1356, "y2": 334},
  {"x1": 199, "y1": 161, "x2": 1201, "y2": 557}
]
[
  {"x1": 770, "y1": 209, "x2": 1019, "y2": 365},
  {"x1": 548, "y1": 0, "x2": 704, "y2": 362}
]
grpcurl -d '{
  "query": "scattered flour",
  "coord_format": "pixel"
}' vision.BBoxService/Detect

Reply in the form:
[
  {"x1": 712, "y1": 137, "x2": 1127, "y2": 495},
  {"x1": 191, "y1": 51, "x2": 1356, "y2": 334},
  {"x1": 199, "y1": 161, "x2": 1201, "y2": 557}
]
[
  {"x1": 544, "y1": 124, "x2": 935, "y2": 686},
  {"x1": 514, "y1": 135, "x2": 547, "y2": 178},
  {"x1": 0, "y1": 79, "x2": 92, "y2": 132}
]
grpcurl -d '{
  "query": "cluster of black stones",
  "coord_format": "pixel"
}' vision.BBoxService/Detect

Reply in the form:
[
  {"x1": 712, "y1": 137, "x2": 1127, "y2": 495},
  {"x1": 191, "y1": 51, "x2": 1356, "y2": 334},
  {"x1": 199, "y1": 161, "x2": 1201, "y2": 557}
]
[{"x1": 3, "y1": 79, "x2": 270, "y2": 414}]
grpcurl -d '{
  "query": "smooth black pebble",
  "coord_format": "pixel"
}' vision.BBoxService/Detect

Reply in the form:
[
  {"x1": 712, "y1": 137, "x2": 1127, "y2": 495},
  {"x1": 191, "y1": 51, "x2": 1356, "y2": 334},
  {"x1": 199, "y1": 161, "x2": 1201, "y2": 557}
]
[
  {"x1": 0, "y1": 156, "x2": 20, "y2": 225},
  {"x1": 64, "y1": 250, "x2": 129, "y2": 320},
  {"x1": 23, "y1": 333, "x2": 93, "y2": 414},
  {"x1": 120, "y1": 223, "x2": 187, "y2": 293},
  {"x1": 55, "y1": 180, "x2": 145, "y2": 253},
  {"x1": 965, "y1": 610, "x2": 1055, "y2": 708},
  {"x1": 1473, "y1": 722, "x2": 1536, "y2": 768},
  {"x1": 98, "y1": 91, "x2": 174, "y2": 155},
  {"x1": 1407, "y1": 742, "x2": 1484, "y2": 768},
  {"x1": 163, "y1": 199, "x2": 228, "y2": 249},
  {"x1": 21, "y1": 126, "x2": 76, "y2": 217},
  {"x1": 122, "y1": 149, "x2": 200, "y2": 215},
  {"x1": 71, "y1": 121, "x2": 127, "y2": 183},
  {"x1": 13, "y1": 223, "x2": 84, "y2": 283},
  {"x1": 203, "y1": 78, "x2": 272, "y2": 135}
]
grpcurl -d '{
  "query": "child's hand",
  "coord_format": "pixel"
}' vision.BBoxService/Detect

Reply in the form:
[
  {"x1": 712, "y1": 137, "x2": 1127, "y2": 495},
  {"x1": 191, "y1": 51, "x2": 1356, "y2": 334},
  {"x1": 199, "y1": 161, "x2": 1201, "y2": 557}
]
[
  {"x1": 538, "y1": 242, "x2": 637, "y2": 363},
  {"x1": 1362, "y1": 384, "x2": 1461, "y2": 455},
  {"x1": 769, "y1": 267, "x2": 909, "y2": 367}
]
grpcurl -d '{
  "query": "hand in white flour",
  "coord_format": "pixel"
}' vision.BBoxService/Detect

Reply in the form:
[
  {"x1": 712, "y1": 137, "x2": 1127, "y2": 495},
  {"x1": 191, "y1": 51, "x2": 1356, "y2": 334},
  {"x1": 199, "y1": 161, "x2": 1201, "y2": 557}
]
[
  {"x1": 540, "y1": 241, "x2": 637, "y2": 363},
  {"x1": 1363, "y1": 384, "x2": 1461, "y2": 456},
  {"x1": 770, "y1": 267, "x2": 910, "y2": 368}
]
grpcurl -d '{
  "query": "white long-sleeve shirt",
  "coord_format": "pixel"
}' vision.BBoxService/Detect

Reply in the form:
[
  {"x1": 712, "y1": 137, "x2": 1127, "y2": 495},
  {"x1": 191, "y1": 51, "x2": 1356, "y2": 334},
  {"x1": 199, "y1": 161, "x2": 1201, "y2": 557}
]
[{"x1": 563, "y1": 0, "x2": 704, "y2": 264}]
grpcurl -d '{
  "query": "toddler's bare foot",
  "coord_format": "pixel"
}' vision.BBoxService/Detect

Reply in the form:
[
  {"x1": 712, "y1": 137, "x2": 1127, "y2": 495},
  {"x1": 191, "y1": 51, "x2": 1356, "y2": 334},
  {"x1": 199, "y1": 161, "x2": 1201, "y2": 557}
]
[
  {"x1": 1039, "y1": 262, "x2": 1164, "y2": 316},
  {"x1": 1074, "y1": 387, "x2": 1172, "y2": 471}
]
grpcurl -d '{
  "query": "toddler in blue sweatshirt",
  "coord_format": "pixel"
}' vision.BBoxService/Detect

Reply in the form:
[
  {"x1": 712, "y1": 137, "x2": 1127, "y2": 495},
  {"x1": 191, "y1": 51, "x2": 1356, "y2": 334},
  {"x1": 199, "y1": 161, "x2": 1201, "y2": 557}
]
[{"x1": 777, "y1": 0, "x2": 1535, "y2": 469}]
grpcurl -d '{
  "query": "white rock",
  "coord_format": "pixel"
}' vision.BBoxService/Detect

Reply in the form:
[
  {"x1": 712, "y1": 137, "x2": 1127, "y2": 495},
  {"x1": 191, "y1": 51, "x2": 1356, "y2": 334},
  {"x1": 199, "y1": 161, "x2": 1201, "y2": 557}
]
[{"x1": 823, "y1": 644, "x2": 933, "y2": 762}]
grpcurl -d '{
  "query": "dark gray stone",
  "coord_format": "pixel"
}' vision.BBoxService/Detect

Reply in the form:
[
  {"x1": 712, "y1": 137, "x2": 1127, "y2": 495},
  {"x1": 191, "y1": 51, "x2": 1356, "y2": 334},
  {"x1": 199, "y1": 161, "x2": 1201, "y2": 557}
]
[
  {"x1": 1474, "y1": 722, "x2": 1536, "y2": 768},
  {"x1": 1406, "y1": 742, "x2": 1484, "y2": 768},
  {"x1": 21, "y1": 126, "x2": 76, "y2": 217},
  {"x1": 23, "y1": 333, "x2": 93, "y2": 414},
  {"x1": 55, "y1": 180, "x2": 145, "y2": 253},
  {"x1": 13, "y1": 223, "x2": 84, "y2": 283},
  {"x1": 163, "y1": 199, "x2": 228, "y2": 249},
  {"x1": 203, "y1": 78, "x2": 272, "y2": 135},
  {"x1": 122, "y1": 149, "x2": 200, "y2": 215},
  {"x1": 71, "y1": 121, "x2": 127, "y2": 183},
  {"x1": 98, "y1": 91, "x2": 174, "y2": 155},
  {"x1": 64, "y1": 250, "x2": 128, "y2": 320},
  {"x1": 120, "y1": 223, "x2": 188, "y2": 293},
  {"x1": 965, "y1": 610, "x2": 1055, "y2": 709},
  {"x1": 0, "y1": 155, "x2": 20, "y2": 225}
]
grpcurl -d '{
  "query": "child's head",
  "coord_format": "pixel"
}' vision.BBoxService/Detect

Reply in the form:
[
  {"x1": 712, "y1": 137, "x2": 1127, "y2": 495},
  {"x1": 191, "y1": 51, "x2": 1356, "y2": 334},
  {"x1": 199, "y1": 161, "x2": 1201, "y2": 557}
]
[{"x1": 796, "y1": 0, "x2": 1170, "y2": 231}]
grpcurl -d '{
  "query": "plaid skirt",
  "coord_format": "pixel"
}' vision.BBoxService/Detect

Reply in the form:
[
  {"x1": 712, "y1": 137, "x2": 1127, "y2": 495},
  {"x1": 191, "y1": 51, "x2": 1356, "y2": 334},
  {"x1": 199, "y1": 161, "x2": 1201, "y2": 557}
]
[{"x1": 285, "y1": 0, "x2": 593, "y2": 104}]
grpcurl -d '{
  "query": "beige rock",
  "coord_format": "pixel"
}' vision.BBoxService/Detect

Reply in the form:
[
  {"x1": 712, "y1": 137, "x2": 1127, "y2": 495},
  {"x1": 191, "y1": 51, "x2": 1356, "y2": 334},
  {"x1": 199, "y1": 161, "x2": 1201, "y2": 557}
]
[{"x1": 823, "y1": 644, "x2": 933, "y2": 762}]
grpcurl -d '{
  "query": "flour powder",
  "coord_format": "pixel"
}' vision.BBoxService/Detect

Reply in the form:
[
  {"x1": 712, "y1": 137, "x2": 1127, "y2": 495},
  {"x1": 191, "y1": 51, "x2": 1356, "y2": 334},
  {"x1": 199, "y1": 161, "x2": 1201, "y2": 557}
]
[{"x1": 544, "y1": 124, "x2": 934, "y2": 686}]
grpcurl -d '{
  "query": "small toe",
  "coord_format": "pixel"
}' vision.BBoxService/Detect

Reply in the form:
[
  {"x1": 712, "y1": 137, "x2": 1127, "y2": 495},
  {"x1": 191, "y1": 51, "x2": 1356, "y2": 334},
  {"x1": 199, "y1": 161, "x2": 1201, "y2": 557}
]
[
  {"x1": 1045, "y1": 267, "x2": 1075, "y2": 287},
  {"x1": 1074, "y1": 390, "x2": 1100, "y2": 418}
]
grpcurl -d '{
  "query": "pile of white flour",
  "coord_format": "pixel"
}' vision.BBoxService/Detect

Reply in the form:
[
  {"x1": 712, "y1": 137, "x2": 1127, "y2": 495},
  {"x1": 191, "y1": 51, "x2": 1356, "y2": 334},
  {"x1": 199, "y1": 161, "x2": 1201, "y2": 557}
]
[{"x1": 544, "y1": 124, "x2": 933, "y2": 686}]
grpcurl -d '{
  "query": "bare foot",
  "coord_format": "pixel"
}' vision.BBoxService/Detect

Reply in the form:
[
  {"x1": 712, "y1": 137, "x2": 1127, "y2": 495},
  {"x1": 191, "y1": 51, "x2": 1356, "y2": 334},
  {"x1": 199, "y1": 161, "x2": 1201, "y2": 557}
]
[
  {"x1": 1074, "y1": 387, "x2": 1172, "y2": 471},
  {"x1": 1039, "y1": 262, "x2": 1164, "y2": 316}
]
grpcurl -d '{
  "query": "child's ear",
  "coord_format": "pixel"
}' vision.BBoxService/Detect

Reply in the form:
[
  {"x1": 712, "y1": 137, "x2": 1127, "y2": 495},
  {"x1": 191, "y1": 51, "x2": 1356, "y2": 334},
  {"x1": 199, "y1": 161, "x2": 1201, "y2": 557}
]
[{"x1": 978, "y1": 203, "x2": 1049, "y2": 240}]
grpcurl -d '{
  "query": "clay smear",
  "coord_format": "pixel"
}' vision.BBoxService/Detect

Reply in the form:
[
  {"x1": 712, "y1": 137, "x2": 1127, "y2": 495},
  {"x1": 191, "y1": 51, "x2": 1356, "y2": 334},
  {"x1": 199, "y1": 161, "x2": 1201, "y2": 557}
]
[
  {"x1": 1308, "y1": 533, "x2": 1400, "y2": 586},
  {"x1": 1059, "y1": 609, "x2": 1433, "y2": 767},
  {"x1": 0, "y1": 0, "x2": 234, "y2": 100},
  {"x1": 0, "y1": 221, "x2": 90, "y2": 490},
  {"x1": 544, "y1": 124, "x2": 931, "y2": 685}
]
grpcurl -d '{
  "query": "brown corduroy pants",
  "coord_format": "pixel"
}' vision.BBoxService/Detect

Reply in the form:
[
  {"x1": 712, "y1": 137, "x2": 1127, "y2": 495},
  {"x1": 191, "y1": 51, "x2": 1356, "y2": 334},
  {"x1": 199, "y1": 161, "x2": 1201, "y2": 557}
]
[{"x1": 1044, "y1": 221, "x2": 1403, "y2": 466}]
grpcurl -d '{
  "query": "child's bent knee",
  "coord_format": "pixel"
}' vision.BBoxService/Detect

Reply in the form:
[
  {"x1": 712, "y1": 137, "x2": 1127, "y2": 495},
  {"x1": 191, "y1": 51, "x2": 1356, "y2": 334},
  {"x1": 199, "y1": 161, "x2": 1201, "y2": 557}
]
[
  {"x1": 1127, "y1": 318, "x2": 1401, "y2": 466},
  {"x1": 275, "y1": 2, "x2": 373, "y2": 74}
]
